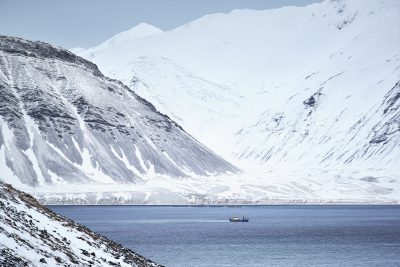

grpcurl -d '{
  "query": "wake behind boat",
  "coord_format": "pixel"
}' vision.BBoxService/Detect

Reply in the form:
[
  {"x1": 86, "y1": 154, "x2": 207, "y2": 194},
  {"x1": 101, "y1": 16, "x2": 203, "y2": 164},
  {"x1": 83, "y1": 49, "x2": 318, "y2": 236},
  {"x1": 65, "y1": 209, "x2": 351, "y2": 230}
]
[{"x1": 229, "y1": 216, "x2": 249, "y2": 222}]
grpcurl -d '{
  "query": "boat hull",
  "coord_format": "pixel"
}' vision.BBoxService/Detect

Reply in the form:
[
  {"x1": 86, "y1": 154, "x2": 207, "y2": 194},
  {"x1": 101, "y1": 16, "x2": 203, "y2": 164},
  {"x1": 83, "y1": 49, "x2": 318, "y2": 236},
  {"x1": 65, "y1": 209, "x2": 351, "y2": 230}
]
[{"x1": 229, "y1": 218, "x2": 249, "y2": 222}]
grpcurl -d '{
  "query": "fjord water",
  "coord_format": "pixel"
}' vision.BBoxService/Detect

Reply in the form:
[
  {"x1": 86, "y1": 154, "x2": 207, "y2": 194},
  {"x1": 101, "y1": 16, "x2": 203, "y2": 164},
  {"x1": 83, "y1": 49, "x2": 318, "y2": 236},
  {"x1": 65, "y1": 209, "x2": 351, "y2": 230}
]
[{"x1": 50, "y1": 205, "x2": 400, "y2": 266}]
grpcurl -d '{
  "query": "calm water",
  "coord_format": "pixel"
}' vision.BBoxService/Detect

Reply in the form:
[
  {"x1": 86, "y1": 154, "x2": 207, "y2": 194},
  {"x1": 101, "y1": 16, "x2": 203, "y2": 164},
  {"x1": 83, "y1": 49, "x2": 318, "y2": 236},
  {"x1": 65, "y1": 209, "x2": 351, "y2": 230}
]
[{"x1": 49, "y1": 205, "x2": 400, "y2": 267}]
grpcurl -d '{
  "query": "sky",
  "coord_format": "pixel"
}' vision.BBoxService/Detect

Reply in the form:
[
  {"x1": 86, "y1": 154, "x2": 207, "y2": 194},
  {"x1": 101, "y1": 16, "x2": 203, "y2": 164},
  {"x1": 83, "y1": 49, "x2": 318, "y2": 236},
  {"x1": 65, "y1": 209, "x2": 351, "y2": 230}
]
[{"x1": 0, "y1": 0, "x2": 321, "y2": 49}]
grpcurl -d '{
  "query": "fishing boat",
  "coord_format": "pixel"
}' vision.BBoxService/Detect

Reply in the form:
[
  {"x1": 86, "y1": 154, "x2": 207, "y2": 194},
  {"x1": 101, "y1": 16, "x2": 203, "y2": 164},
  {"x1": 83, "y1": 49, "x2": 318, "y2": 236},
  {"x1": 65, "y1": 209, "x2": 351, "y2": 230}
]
[{"x1": 229, "y1": 215, "x2": 249, "y2": 222}]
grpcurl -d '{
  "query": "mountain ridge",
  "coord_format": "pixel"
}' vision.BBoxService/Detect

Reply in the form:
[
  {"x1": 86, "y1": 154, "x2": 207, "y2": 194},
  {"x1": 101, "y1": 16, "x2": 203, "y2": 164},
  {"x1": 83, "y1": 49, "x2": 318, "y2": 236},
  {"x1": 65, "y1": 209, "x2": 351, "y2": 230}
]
[{"x1": 0, "y1": 35, "x2": 238, "y2": 193}]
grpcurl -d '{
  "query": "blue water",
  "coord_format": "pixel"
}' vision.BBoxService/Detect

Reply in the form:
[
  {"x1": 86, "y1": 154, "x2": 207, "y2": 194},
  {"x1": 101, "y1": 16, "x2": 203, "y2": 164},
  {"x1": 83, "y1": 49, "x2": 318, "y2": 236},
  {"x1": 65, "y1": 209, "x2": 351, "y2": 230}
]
[{"x1": 49, "y1": 205, "x2": 400, "y2": 267}]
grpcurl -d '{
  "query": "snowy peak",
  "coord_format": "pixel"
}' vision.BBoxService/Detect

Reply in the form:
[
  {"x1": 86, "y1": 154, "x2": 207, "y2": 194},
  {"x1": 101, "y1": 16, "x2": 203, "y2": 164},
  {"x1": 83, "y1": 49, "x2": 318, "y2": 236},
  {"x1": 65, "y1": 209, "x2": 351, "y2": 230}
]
[
  {"x1": 93, "y1": 23, "x2": 163, "y2": 50},
  {"x1": 70, "y1": 23, "x2": 163, "y2": 54},
  {"x1": 120, "y1": 22, "x2": 163, "y2": 38}
]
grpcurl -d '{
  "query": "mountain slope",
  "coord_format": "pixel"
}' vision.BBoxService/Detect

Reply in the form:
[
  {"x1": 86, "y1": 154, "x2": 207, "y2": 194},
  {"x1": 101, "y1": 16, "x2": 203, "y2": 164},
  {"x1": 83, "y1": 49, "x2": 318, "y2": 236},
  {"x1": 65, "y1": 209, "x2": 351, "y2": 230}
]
[
  {"x1": 0, "y1": 181, "x2": 160, "y2": 266},
  {"x1": 0, "y1": 36, "x2": 237, "y2": 193},
  {"x1": 76, "y1": 0, "x2": 400, "y2": 176}
]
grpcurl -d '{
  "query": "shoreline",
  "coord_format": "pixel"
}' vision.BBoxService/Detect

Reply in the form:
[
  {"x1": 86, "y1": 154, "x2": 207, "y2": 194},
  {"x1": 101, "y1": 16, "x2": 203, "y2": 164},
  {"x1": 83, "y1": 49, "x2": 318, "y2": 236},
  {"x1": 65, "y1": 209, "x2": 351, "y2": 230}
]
[{"x1": 44, "y1": 202, "x2": 400, "y2": 206}]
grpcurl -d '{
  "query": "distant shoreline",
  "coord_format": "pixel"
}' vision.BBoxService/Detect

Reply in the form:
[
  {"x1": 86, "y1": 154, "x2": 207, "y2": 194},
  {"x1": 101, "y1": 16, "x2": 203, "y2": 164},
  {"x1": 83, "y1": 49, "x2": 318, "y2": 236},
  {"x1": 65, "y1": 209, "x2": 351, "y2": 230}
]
[{"x1": 45, "y1": 203, "x2": 400, "y2": 206}]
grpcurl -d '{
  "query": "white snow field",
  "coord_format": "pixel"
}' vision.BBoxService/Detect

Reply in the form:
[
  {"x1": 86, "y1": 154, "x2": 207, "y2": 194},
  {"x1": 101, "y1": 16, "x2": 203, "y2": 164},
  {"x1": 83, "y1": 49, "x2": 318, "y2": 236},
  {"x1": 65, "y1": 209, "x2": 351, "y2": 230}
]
[{"x1": 72, "y1": 0, "x2": 400, "y2": 203}]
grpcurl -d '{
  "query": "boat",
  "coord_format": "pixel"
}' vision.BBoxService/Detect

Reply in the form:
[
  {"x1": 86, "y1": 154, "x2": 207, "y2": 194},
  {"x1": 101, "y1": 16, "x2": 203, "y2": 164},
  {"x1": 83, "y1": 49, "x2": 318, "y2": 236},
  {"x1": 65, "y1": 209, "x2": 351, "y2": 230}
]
[{"x1": 229, "y1": 215, "x2": 249, "y2": 222}]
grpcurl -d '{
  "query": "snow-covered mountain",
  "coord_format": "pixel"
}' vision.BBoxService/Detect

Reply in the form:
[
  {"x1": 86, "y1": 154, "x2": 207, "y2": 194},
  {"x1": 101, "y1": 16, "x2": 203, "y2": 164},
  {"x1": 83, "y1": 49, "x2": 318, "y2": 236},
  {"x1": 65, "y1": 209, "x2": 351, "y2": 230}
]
[
  {"x1": 1, "y1": 0, "x2": 399, "y2": 204},
  {"x1": 0, "y1": 36, "x2": 237, "y2": 196},
  {"x1": 75, "y1": 0, "x2": 400, "y2": 194},
  {"x1": 71, "y1": 23, "x2": 163, "y2": 55},
  {"x1": 0, "y1": 181, "x2": 159, "y2": 266}
]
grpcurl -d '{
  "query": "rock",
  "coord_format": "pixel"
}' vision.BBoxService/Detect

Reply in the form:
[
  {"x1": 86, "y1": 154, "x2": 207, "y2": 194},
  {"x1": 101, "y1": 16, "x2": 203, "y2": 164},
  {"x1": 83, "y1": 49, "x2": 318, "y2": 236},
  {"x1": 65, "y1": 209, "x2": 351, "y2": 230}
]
[{"x1": 0, "y1": 182, "x2": 161, "y2": 267}]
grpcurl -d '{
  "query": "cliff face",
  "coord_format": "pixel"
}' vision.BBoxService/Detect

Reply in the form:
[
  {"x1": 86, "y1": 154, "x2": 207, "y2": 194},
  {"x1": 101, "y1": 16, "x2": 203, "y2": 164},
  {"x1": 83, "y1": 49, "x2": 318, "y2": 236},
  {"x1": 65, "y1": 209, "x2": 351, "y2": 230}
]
[{"x1": 0, "y1": 181, "x2": 161, "y2": 266}]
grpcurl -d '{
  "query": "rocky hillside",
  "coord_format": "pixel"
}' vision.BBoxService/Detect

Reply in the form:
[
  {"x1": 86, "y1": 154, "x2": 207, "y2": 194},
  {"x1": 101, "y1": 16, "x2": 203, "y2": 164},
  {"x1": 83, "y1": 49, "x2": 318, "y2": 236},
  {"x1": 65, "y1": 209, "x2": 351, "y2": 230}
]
[
  {"x1": 0, "y1": 35, "x2": 237, "y2": 191},
  {"x1": 0, "y1": 181, "x2": 160, "y2": 266}
]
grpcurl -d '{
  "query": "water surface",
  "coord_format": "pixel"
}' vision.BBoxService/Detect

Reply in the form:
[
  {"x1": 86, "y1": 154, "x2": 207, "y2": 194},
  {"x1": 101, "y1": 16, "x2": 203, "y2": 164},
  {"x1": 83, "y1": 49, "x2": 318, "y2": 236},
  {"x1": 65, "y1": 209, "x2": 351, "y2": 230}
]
[{"x1": 50, "y1": 205, "x2": 400, "y2": 267}]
